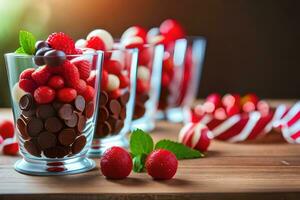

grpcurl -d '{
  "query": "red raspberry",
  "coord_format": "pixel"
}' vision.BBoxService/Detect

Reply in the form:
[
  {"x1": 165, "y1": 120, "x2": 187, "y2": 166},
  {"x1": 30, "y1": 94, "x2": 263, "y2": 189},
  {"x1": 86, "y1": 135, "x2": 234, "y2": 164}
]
[
  {"x1": 74, "y1": 79, "x2": 87, "y2": 95},
  {"x1": 47, "y1": 75, "x2": 65, "y2": 89},
  {"x1": 86, "y1": 36, "x2": 105, "y2": 50},
  {"x1": 86, "y1": 72, "x2": 96, "y2": 86},
  {"x1": 0, "y1": 120, "x2": 14, "y2": 139},
  {"x1": 71, "y1": 59, "x2": 91, "y2": 80},
  {"x1": 31, "y1": 66, "x2": 52, "y2": 86},
  {"x1": 101, "y1": 70, "x2": 108, "y2": 90},
  {"x1": 82, "y1": 85, "x2": 95, "y2": 102},
  {"x1": 34, "y1": 86, "x2": 56, "y2": 104},
  {"x1": 118, "y1": 73, "x2": 130, "y2": 89},
  {"x1": 136, "y1": 79, "x2": 150, "y2": 94},
  {"x1": 62, "y1": 61, "x2": 80, "y2": 87},
  {"x1": 46, "y1": 32, "x2": 76, "y2": 55},
  {"x1": 19, "y1": 68, "x2": 35, "y2": 80},
  {"x1": 47, "y1": 66, "x2": 63, "y2": 75},
  {"x1": 109, "y1": 89, "x2": 121, "y2": 99},
  {"x1": 56, "y1": 88, "x2": 77, "y2": 103},
  {"x1": 2, "y1": 139, "x2": 19, "y2": 156},
  {"x1": 19, "y1": 79, "x2": 37, "y2": 93},
  {"x1": 104, "y1": 60, "x2": 123, "y2": 75},
  {"x1": 100, "y1": 146, "x2": 132, "y2": 179},
  {"x1": 146, "y1": 149, "x2": 178, "y2": 180}
]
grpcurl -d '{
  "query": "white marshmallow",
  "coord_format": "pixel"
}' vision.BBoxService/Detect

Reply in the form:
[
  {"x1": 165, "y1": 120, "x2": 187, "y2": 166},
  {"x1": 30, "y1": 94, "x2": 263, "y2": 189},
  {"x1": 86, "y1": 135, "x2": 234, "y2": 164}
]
[
  {"x1": 75, "y1": 39, "x2": 87, "y2": 48},
  {"x1": 12, "y1": 83, "x2": 27, "y2": 103},
  {"x1": 121, "y1": 36, "x2": 143, "y2": 48},
  {"x1": 137, "y1": 66, "x2": 150, "y2": 82},
  {"x1": 120, "y1": 26, "x2": 139, "y2": 43},
  {"x1": 87, "y1": 29, "x2": 114, "y2": 50},
  {"x1": 107, "y1": 74, "x2": 120, "y2": 91}
]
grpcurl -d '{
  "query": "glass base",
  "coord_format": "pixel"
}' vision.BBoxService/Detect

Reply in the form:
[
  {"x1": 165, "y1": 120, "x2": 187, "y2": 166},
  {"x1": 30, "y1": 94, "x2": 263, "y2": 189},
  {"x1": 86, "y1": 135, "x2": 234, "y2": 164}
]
[
  {"x1": 14, "y1": 156, "x2": 95, "y2": 176},
  {"x1": 131, "y1": 118, "x2": 155, "y2": 132},
  {"x1": 88, "y1": 135, "x2": 129, "y2": 157},
  {"x1": 156, "y1": 108, "x2": 184, "y2": 123}
]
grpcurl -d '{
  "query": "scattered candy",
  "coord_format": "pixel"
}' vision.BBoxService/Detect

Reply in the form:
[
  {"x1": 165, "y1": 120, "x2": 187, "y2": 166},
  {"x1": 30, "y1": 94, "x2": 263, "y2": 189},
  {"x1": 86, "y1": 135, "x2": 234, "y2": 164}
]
[
  {"x1": 0, "y1": 120, "x2": 14, "y2": 139},
  {"x1": 2, "y1": 138, "x2": 19, "y2": 156}
]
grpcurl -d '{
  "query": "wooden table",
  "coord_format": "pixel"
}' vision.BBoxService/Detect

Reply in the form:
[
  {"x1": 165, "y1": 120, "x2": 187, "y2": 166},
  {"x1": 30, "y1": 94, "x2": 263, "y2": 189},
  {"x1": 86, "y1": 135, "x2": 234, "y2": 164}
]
[{"x1": 0, "y1": 100, "x2": 300, "y2": 200}]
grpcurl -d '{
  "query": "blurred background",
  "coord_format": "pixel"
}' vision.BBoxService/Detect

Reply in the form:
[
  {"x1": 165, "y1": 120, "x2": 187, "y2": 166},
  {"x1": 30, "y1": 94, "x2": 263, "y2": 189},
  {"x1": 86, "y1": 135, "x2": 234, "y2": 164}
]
[{"x1": 0, "y1": 0, "x2": 299, "y2": 107}]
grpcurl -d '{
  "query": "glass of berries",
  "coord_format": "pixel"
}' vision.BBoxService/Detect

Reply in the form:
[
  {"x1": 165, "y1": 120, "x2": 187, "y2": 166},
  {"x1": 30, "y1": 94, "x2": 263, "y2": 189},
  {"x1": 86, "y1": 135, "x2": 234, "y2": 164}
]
[
  {"x1": 5, "y1": 31, "x2": 103, "y2": 175},
  {"x1": 75, "y1": 29, "x2": 138, "y2": 156}
]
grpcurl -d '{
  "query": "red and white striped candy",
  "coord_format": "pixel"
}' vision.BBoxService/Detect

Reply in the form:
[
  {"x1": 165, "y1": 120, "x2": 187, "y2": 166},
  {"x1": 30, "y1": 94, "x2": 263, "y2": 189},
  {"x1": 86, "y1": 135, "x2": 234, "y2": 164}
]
[
  {"x1": 179, "y1": 122, "x2": 213, "y2": 152},
  {"x1": 86, "y1": 29, "x2": 114, "y2": 50},
  {"x1": 2, "y1": 138, "x2": 19, "y2": 156},
  {"x1": 121, "y1": 26, "x2": 147, "y2": 43}
]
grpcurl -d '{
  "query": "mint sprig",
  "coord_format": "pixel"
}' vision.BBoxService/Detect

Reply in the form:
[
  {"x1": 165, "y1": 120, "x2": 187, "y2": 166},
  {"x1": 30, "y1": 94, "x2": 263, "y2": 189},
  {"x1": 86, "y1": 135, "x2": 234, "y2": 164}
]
[
  {"x1": 15, "y1": 30, "x2": 36, "y2": 55},
  {"x1": 130, "y1": 129, "x2": 204, "y2": 173}
]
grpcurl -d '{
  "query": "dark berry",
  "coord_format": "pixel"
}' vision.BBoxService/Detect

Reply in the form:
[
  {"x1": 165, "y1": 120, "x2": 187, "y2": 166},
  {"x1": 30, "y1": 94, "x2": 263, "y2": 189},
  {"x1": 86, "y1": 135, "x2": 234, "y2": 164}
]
[
  {"x1": 35, "y1": 40, "x2": 50, "y2": 50},
  {"x1": 34, "y1": 47, "x2": 52, "y2": 66},
  {"x1": 44, "y1": 50, "x2": 66, "y2": 67}
]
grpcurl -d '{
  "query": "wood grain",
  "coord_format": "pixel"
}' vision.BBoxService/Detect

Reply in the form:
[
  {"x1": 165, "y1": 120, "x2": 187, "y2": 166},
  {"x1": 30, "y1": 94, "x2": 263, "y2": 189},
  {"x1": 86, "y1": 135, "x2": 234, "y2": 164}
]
[{"x1": 0, "y1": 100, "x2": 300, "y2": 200}]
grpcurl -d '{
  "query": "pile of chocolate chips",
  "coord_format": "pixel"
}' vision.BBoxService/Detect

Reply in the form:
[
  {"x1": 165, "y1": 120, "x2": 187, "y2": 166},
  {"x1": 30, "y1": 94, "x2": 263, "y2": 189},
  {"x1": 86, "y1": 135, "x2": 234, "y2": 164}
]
[
  {"x1": 17, "y1": 94, "x2": 94, "y2": 158},
  {"x1": 133, "y1": 93, "x2": 149, "y2": 119},
  {"x1": 158, "y1": 87, "x2": 170, "y2": 110},
  {"x1": 95, "y1": 91, "x2": 129, "y2": 138}
]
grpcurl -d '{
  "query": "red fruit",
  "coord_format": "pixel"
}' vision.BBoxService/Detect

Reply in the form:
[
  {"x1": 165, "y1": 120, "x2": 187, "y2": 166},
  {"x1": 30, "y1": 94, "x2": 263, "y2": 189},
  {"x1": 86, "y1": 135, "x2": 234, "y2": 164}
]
[
  {"x1": 34, "y1": 86, "x2": 56, "y2": 104},
  {"x1": 82, "y1": 85, "x2": 95, "y2": 102},
  {"x1": 56, "y1": 88, "x2": 77, "y2": 103},
  {"x1": 86, "y1": 36, "x2": 105, "y2": 50},
  {"x1": 62, "y1": 60, "x2": 80, "y2": 87},
  {"x1": 121, "y1": 26, "x2": 147, "y2": 43},
  {"x1": 31, "y1": 66, "x2": 52, "y2": 86},
  {"x1": 161, "y1": 73, "x2": 171, "y2": 87},
  {"x1": 159, "y1": 19, "x2": 185, "y2": 42},
  {"x1": 109, "y1": 89, "x2": 121, "y2": 99},
  {"x1": 118, "y1": 73, "x2": 130, "y2": 89},
  {"x1": 86, "y1": 72, "x2": 96, "y2": 86},
  {"x1": 47, "y1": 75, "x2": 65, "y2": 89},
  {"x1": 138, "y1": 48, "x2": 152, "y2": 66},
  {"x1": 137, "y1": 79, "x2": 150, "y2": 94},
  {"x1": 47, "y1": 32, "x2": 76, "y2": 55},
  {"x1": 104, "y1": 60, "x2": 123, "y2": 75},
  {"x1": 19, "y1": 68, "x2": 35, "y2": 80},
  {"x1": 0, "y1": 120, "x2": 14, "y2": 139},
  {"x1": 100, "y1": 146, "x2": 132, "y2": 179},
  {"x1": 101, "y1": 70, "x2": 108, "y2": 90},
  {"x1": 146, "y1": 149, "x2": 178, "y2": 180},
  {"x1": 2, "y1": 139, "x2": 19, "y2": 156},
  {"x1": 19, "y1": 79, "x2": 37, "y2": 93},
  {"x1": 74, "y1": 79, "x2": 87, "y2": 95},
  {"x1": 72, "y1": 59, "x2": 92, "y2": 80}
]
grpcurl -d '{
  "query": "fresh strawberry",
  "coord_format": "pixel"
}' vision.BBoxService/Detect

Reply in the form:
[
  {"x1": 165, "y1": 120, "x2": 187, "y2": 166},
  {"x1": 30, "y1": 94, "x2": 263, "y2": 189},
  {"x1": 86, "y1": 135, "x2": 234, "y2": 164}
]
[
  {"x1": 34, "y1": 86, "x2": 56, "y2": 104},
  {"x1": 19, "y1": 68, "x2": 35, "y2": 80},
  {"x1": 0, "y1": 120, "x2": 14, "y2": 139},
  {"x1": 62, "y1": 60, "x2": 80, "y2": 88},
  {"x1": 47, "y1": 75, "x2": 65, "y2": 89},
  {"x1": 86, "y1": 36, "x2": 105, "y2": 50},
  {"x1": 71, "y1": 59, "x2": 91, "y2": 80},
  {"x1": 46, "y1": 32, "x2": 76, "y2": 55},
  {"x1": 56, "y1": 88, "x2": 77, "y2": 103},
  {"x1": 109, "y1": 89, "x2": 121, "y2": 99},
  {"x1": 82, "y1": 85, "x2": 95, "y2": 102},
  {"x1": 19, "y1": 79, "x2": 37, "y2": 93},
  {"x1": 74, "y1": 79, "x2": 87, "y2": 95},
  {"x1": 31, "y1": 66, "x2": 51, "y2": 86}
]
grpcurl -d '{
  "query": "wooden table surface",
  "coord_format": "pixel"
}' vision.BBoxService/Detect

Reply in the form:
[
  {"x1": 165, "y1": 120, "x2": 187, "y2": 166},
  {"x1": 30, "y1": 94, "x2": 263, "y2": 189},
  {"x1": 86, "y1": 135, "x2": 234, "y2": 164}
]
[{"x1": 0, "y1": 100, "x2": 300, "y2": 200}]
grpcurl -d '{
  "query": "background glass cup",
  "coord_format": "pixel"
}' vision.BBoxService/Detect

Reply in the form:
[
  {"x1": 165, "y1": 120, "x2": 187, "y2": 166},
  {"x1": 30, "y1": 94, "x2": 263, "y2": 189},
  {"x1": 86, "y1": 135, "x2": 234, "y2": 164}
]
[
  {"x1": 5, "y1": 52, "x2": 103, "y2": 175},
  {"x1": 89, "y1": 48, "x2": 138, "y2": 156},
  {"x1": 157, "y1": 37, "x2": 207, "y2": 123},
  {"x1": 131, "y1": 44, "x2": 164, "y2": 132}
]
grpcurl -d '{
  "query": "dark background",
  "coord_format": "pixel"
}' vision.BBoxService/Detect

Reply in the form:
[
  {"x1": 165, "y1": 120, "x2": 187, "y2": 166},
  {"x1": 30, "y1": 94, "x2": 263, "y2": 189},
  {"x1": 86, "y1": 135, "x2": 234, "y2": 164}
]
[{"x1": 1, "y1": 0, "x2": 299, "y2": 107}]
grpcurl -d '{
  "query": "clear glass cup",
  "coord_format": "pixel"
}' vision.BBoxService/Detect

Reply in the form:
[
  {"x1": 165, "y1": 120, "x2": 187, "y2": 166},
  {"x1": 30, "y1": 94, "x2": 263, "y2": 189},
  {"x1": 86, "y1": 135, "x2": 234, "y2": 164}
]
[
  {"x1": 131, "y1": 44, "x2": 164, "y2": 132},
  {"x1": 89, "y1": 48, "x2": 138, "y2": 156},
  {"x1": 5, "y1": 52, "x2": 103, "y2": 175},
  {"x1": 157, "y1": 37, "x2": 207, "y2": 123}
]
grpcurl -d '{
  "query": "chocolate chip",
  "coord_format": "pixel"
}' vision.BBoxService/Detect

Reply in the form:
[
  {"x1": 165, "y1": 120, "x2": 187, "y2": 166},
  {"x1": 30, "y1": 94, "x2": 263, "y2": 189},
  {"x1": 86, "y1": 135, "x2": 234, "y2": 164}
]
[
  {"x1": 43, "y1": 147, "x2": 58, "y2": 158},
  {"x1": 107, "y1": 115, "x2": 118, "y2": 132},
  {"x1": 37, "y1": 131, "x2": 57, "y2": 150},
  {"x1": 58, "y1": 104, "x2": 74, "y2": 120},
  {"x1": 45, "y1": 117, "x2": 63, "y2": 133},
  {"x1": 114, "y1": 120, "x2": 124, "y2": 133},
  {"x1": 99, "y1": 106, "x2": 109, "y2": 122},
  {"x1": 119, "y1": 91, "x2": 130, "y2": 105},
  {"x1": 100, "y1": 91, "x2": 108, "y2": 105},
  {"x1": 27, "y1": 117, "x2": 43, "y2": 137},
  {"x1": 17, "y1": 118, "x2": 29, "y2": 140},
  {"x1": 119, "y1": 107, "x2": 127, "y2": 120},
  {"x1": 44, "y1": 50, "x2": 66, "y2": 67},
  {"x1": 22, "y1": 107, "x2": 36, "y2": 118},
  {"x1": 64, "y1": 113, "x2": 78, "y2": 128},
  {"x1": 74, "y1": 95, "x2": 85, "y2": 112},
  {"x1": 52, "y1": 101, "x2": 63, "y2": 111},
  {"x1": 133, "y1": 102, "x2": 146, "y2": 119},
  {"x1": 19, "y1": 94, "x2": 33, "y2": 111},
  {"x1": 96, "y1": 121, "x2": 112, "y2": 137},
  {"x1": 36, "y1": 104, "x2": 55, "y2": 120},
  {"x1": 56, "y1": 146, "x2": 70, "y2": 158},
  {"x1": 77, "y1": 114, "x2": 87, "y2": 132},
  {"x1": 84, "y1": 101, "x2": 94, "y2": 118},
  {"x1": 71, "y1": 135, "x2": 86, "y2": 154},
  {"x1": 109, "y1": 100, "x2": 121, "y2": 116},
  {"x1": 24, "y1": 140, "x2": 41, "y2": 157},
  {"x1": 58, "y1": 129, "x2": 76, "y2": 146},
  {"x1": 137, "y1": 93, "x2": 150, "y2": 103}
]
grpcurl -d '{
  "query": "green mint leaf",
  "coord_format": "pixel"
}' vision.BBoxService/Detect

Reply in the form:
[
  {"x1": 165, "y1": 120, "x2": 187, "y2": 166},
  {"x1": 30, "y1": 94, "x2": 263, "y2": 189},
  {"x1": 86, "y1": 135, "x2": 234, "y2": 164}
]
[
  {"x1": 155, "y1": 139, "x2": 204, "y2": 159},
  {"x1": 19, "y1": 30, "x2": 36, "y2": 55},
  {"x1": 15, "y1": 47, "x2": 25, "y2": 54},
  {"x1": 130, "y1": 129, "x2": 154, "y2": 157},
  {"x1": 133, "y1": 154, "x2": 147, "y2": 173}
]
